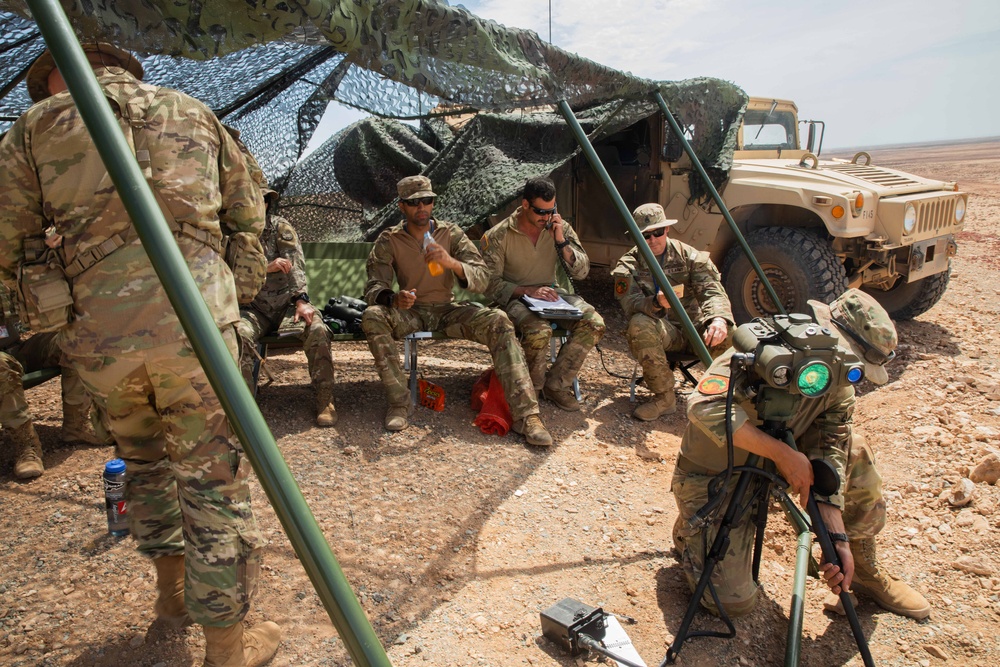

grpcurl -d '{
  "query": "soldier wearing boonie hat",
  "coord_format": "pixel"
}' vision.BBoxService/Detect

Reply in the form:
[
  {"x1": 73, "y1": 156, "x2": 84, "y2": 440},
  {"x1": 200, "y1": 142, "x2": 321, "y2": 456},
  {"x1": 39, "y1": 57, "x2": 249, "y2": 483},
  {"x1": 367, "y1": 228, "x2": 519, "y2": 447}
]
[
  {"x1": 612, "y1": 203, "x2": 734, "y2": 421},
  {"x1": 671, "y1": 288, "x2": 929, "y2": 622},
  {"x1": 25, "y1": 42, "x2": 144, "y2": 103}
]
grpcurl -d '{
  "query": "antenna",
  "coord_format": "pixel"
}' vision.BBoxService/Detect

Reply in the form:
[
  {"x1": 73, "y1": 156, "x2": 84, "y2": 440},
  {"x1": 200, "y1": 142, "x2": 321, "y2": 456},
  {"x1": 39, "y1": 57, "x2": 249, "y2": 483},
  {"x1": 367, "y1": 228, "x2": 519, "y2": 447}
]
[{"x1": 549, "y1": 0, "x2": 552, "y2": 43}]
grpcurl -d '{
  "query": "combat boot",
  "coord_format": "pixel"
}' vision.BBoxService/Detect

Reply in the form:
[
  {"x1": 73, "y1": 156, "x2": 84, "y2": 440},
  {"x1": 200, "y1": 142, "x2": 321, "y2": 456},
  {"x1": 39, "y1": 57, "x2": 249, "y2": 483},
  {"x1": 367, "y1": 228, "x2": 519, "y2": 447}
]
[
  {"x1": 632, "y1": 392, "x2": 677, "y2": 421},
  {"x1": 203, "y1": 621, "x2": 282, "y2": 667},
  {"x1": 153, "y1": 555, "x2": 192, "y2": 628},
  {"x1": 512, "y1": 414, "x2": 553, "y2": 447},
  {"x1": 384, "y1": 405, "x2": 410, "y2": 432},
  {"x1": 61, "y1": 402, "x2": 105, "y2": 445},
  {"x1": 849, "y1": 538, "x2": 931, "y2": 620},
  {"x1": 541, "y1": 384, "x2": 580, "y2": 412},
  {"x1": 315, "y1": 387, "x2": 338, "y2": 427},
  {"x1": 11, "y1": 421, "x2": 44, "y2": 479}
]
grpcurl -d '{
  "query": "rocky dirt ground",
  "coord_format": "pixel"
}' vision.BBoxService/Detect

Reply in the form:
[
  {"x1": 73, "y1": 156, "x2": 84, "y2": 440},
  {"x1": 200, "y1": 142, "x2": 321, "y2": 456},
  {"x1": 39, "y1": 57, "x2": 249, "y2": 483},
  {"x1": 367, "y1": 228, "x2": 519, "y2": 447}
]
[{"x1": 1, "y1": 139, "x2": 998, "y2": 667}]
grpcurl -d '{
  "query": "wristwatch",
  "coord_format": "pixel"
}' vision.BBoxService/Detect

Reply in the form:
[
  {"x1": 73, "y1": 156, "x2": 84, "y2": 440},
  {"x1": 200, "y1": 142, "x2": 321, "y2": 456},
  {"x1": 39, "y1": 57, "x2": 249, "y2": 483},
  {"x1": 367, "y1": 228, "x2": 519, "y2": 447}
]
[
  {"x1": 555, "y1": 239, "x2": 571, "y2": 249},
  {"x1": 294, "y1": 292, "x2": 310, "y2": 304},
  {"x1": 828, "y1": 532, "x2": 850, "y2": 544}
]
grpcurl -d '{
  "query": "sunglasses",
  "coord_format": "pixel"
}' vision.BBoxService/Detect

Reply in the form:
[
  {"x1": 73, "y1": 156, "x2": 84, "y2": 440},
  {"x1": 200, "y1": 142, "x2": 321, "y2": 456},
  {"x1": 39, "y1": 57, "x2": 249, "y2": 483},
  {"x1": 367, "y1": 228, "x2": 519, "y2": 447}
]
[
  {"x1": 642, "y1": 228, "x2": 666, "y2": 241},
  {"x1": 831, "y1": 317, "x2": 896, "y2": 366},
  {"x1": 530, "y1": 205, "x2": 557, "y2": 216},
  {"x1": 402, "y1": 196, "x2": 435, "y2": 207}
]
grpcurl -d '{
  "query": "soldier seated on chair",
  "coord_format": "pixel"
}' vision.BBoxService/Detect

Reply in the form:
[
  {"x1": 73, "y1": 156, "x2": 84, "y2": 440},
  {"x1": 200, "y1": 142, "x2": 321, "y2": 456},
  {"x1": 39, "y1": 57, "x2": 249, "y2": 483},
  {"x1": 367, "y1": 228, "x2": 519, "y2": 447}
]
[
  {"x1": 360, "y1": 175, "x2": 552, "y2": 447},
  {"x1": 235, "y1": 186, "x2": 337, "y2": 427},
  {"x1": 480, "y1": 176, "x2": 605, "y2": 412},
  {"x1": 612, "y1": 203, "x2": 734, "y2": 421}
]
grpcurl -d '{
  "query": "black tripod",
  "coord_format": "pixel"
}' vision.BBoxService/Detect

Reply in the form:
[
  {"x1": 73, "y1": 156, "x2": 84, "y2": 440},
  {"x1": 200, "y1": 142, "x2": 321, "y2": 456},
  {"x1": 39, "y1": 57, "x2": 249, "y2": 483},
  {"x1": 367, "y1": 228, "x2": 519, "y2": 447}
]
[{"x1": 662, "y1": 382, "x2": 875, "y2": 667}]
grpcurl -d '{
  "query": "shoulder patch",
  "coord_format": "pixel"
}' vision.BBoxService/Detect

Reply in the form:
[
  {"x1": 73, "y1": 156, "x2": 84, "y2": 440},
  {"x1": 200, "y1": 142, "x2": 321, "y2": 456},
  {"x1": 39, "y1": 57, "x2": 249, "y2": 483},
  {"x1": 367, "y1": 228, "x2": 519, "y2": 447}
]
[
  {"x1": 614, "y1": 277, "x2": 629, "y2": 295},
  {"x1": 480, "y1": 234, "x2": 489, "y2": 252},
  {"x1": 697, "y1": 375, "x2": 729, "y2": 396}
]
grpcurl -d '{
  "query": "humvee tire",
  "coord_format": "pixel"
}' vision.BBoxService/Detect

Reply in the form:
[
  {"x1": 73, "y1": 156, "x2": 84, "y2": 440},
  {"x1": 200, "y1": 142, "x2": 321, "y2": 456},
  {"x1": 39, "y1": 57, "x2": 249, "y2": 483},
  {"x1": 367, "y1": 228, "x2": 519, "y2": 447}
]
[
  {"x1": 722, "y1": 227, "x2": 847, "y2": 324},
  {"x1": 863, "y1": 264, "x2": 951, "y2": 321}
]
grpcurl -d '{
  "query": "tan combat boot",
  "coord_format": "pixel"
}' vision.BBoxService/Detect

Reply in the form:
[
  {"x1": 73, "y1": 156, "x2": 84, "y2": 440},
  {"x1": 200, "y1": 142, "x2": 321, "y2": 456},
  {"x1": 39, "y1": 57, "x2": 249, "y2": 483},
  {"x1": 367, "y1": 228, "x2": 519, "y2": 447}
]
[
  {"x1": 632, "y1": 392, "x2": 677, "y2": 421},
  {"x1": 849, "y1": 538, "x2": 931, "y2": 620},
  {"x1": 11, "y1": 421, "x2": 44, "y2": 479},
  {"x1": 512, "y1": 414, "x2": 553, "y2": 447},
  {"x1": 203, "y1": 621, "x2": 282, "y2": 667},
  {"x1": 61, "y1": 402, "x2": 105, "y2": 445},
  {"x1": 541, "y1": 383, "x2": 581, "y2": 412},
  {"x1": 153, "y1": 555, "x2": 192, "y2": 628},
  {"x1": 315, "y1": 387, "x2": 338, "y2": 427},
  {"x1": 384, "y1": 405, "x2": 409, "y2": 432}
]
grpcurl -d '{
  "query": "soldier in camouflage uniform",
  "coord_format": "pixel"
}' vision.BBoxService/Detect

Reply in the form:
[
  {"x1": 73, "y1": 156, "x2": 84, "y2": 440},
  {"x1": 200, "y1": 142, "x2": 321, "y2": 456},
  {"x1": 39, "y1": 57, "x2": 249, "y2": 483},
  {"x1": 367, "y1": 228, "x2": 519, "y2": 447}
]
[
  {"x1": 362, "y1": 175, "x2": 552, "y2": 446},
  {"x1": 481, "y1": 177, "x2": 605, "y2": 411},
  {"x1": 236, "y1": 188, "x2": 337, "y2": 427},
  {"x1": 0, "y1": 44, "x2": 280, "y2": 666},
  {"x1": 672, "y1": 289, "x2": 930, "y2": 620},
  {"x1": 1, "y1": 286, "x2": 107, "y2": 479},
  {"x1": 612, "y1": 203, "x2": 734, "y2": 421}
]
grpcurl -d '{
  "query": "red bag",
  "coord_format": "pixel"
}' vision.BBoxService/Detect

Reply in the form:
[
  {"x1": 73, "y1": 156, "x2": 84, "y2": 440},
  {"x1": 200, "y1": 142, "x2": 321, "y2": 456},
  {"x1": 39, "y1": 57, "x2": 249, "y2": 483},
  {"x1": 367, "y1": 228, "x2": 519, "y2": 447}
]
[{"x1": 471, "y1": 368, "x2": 512, "y2": 436}]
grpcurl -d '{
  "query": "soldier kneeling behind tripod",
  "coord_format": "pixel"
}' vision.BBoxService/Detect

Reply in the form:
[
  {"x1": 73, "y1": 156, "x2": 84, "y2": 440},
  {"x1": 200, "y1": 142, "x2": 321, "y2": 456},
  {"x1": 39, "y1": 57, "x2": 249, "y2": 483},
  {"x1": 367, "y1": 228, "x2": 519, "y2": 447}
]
[{"x1": 672, "y1": 289, "x2": 930, "y2": 620}]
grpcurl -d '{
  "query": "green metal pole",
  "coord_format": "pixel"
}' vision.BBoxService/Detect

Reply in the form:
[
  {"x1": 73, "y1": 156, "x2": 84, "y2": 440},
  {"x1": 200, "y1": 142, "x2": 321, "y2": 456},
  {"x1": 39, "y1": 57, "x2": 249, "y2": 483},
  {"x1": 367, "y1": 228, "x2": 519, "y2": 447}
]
[
  {"x1": 653, "y1": 92, "x2": 787, "y2": 317},
  {"x1": 25, "y1": 2, "x2": 390, "y2": 665},
  {"x1": 556, "y1": 100, "x2": 711, "y2": 366}
]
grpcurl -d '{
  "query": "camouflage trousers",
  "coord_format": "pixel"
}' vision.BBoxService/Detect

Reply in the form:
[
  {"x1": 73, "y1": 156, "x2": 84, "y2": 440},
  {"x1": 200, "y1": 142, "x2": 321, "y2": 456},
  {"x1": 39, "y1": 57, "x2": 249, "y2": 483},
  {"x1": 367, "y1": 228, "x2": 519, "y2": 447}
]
[
  {"x1": 0, "y1": 333, "x2": 93, "y2": 429},
  {"x1": 504, "y1": 295, "x2": 605, "y2": 392},
  {"x1": 69, "y1": 330, "x2": 264, "y2": 627},
  {"x1": 671, "y1": 435, "x2": 885, "y2": 617},
  {"x1": 362, "y1": 302, "x2": 539, "y2": 420},
  {"x1": 236, "y1": 306, "x2": 335, "y2": 393},
  {"x1": 626, "y1": 314, "x2": 732, "y2": 394}
]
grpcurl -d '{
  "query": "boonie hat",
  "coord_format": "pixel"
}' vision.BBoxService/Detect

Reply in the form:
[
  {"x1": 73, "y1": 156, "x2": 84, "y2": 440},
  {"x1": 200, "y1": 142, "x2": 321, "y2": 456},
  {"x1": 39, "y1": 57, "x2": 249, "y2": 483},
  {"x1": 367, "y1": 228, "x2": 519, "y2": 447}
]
[
  {"x1": 26, "y1": 42, "x2": 144, "y2": 103},
  {"x1": 397, "y1": 175, "x2": 437, "y2": 200},
  {"x1": 809, "y1": 288, "x2": 898, "y2": 385},
  {"x1": 631, "y1": 203, "x2": 677, "y2": 235}
]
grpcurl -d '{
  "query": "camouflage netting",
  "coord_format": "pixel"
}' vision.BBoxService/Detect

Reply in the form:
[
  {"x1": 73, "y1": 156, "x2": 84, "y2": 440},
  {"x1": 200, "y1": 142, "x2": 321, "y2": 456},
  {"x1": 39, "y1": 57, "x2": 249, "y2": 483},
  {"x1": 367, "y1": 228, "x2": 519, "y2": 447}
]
[{"x1": 0, "y1": 0, "x2": 747, "y2": 242}]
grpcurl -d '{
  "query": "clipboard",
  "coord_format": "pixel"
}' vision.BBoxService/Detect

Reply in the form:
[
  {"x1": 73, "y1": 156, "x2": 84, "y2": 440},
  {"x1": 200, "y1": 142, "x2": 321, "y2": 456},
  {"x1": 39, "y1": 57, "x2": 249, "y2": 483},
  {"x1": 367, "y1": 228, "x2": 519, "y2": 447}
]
[{"x1": 520, "y1": 294, "x2": 584, "y2": 320}]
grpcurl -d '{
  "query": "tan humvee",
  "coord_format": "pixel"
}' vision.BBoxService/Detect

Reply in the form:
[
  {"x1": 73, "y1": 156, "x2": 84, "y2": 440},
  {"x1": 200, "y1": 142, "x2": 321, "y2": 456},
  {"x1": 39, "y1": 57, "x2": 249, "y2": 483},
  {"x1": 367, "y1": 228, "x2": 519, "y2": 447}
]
[{"x1": 561, "y1": 97, "x2": 967, "y2": 321}]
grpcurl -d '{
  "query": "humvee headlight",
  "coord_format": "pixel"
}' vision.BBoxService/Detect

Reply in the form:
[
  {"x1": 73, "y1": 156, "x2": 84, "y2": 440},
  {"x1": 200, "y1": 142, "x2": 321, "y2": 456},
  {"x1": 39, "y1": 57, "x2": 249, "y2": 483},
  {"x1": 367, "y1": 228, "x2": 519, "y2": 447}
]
[
  {"x1": 955, "y1": 197, "x2": 966, "y2": 223},
  {"x1": 797, "y1": 361, "x2": 832, "y2": 397},
  {"x1": 903, "y1": 203, "x2": 917, "y2": 234},
  {"x1": 831, "y1": 205, "x2": 845, "y2": 219}
]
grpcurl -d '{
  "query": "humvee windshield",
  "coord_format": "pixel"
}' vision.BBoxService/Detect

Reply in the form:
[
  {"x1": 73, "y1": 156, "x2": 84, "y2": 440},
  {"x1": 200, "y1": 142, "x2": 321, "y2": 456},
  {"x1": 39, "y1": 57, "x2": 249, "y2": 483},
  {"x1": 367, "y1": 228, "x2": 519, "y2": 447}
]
[{"x1": 741, "y1": 109, "x2": 798, "y2": 151}]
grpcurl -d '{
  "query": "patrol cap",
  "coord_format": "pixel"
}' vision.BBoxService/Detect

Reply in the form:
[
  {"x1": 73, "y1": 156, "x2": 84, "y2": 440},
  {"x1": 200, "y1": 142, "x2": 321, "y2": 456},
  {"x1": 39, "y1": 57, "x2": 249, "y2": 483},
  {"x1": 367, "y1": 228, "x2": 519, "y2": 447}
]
[
  {"x1": 809, "y1": 288, "x2": 898, "y2": 385},
  {"x1": 397, "y1": 175, "x2": 437, "y2": 200},
  {"x1": 27, "y1": 42, "x2": 144, "y2": 103},
  {"x1": 631, "y1": 203, "x2": 677, "y2": 235}
]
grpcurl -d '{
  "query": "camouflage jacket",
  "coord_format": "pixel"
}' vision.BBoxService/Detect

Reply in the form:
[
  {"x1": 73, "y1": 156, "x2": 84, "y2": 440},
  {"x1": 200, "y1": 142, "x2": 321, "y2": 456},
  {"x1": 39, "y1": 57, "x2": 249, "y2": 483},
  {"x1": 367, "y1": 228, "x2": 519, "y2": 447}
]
[
  {"x1": 246, "y1": 214, "x2": 308, "y2": 322},
  {"x1": 480, "y1": 210, "x2": 589, "y2": 306},
  {"x1": 612, "y1": 238, "x2": 733, "y2": 329},
  {"x1": 0, "y1": 68, "x2": 265, "y2": 362},
  {"x1": 364, "y1": 219, "x2": 489, "y2": 307},
  {"x1": 0, "y1": 285, "x2": 20, "y2": 352},
  {"x1": 681, "y1": 348, "x2": 854, "y2": 509}
]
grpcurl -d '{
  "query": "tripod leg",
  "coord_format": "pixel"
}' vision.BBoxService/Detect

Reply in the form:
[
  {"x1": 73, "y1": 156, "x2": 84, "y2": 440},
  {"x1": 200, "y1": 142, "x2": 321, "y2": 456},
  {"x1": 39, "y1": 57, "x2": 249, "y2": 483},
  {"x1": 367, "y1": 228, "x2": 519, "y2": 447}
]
[{"x1": 750, "y1": 481, "x2": 769, "y2": 583}]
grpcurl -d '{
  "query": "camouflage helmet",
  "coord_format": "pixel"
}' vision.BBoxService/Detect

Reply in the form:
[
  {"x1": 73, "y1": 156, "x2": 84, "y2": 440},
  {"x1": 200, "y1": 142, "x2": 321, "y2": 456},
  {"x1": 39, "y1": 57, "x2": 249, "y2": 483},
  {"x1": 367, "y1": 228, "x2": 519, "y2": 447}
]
[
  {"x1": 630, "y1": 203, "x2": 677, "y2": 235},
  {"x1": 26, "y1": 43, "x2": 143, "y2": 103},
  {"x1": 810, "y1": 288, "x2": 898, "y2": 385}
]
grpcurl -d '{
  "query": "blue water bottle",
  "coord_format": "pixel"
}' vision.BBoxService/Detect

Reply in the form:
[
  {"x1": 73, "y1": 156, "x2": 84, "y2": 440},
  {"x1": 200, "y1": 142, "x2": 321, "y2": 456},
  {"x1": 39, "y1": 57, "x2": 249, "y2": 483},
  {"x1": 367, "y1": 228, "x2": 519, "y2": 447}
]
[{"x1": 103, "y1": 458, "x2": 129, "y2": 537}]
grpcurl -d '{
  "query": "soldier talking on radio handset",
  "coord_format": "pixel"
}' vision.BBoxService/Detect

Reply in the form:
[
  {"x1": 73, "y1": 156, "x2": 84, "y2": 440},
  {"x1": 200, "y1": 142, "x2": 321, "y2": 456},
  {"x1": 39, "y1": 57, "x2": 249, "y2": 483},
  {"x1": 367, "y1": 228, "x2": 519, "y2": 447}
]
[{"x1": 671, "y1": 289, "x2": 930, "y2": 620}]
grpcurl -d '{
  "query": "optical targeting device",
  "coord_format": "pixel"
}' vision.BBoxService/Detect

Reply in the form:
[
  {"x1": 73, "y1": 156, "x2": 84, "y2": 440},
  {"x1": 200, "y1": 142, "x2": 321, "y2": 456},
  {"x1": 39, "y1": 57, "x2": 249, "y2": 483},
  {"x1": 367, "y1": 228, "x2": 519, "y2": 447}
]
[
  {"x1": 322, "y1": 295, "x2": 366, "y2": 335},
  {"x1": 732, "y1": 313, "x2": 866, "y2": 399}
]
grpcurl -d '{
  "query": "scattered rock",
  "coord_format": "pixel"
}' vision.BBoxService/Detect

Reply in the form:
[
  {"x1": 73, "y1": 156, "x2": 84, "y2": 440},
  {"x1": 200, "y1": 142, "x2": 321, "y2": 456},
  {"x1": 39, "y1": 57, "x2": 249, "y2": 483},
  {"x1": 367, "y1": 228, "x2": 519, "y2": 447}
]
[
  {"x1": 923, "y1": 643, "x2": 952, "y2": 660},
  {"x1": 970, "y1": 453, "x2": 1000, "y2": 484},
  {"x1": 941, "y1": 478, "x2": 976, "y2": 507},
  {"x1": 953, "y1": 556, "x2": 991, "y2": 577}
]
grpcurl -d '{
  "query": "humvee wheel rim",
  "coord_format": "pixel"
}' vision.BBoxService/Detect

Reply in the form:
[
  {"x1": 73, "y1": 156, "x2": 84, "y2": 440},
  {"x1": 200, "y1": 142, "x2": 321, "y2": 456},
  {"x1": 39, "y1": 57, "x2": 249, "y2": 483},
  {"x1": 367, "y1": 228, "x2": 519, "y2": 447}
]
[{"x1": 741, "y1": 263, "x2": 795, "y2": 318}]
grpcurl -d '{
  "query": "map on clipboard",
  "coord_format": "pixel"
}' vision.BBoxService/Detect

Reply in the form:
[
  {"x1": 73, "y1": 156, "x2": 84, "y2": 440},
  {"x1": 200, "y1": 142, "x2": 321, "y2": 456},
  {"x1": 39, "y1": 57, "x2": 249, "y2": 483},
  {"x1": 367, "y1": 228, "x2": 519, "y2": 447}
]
[{"x1": 520, "y1": 294, "x2": 584, "y2": 320}]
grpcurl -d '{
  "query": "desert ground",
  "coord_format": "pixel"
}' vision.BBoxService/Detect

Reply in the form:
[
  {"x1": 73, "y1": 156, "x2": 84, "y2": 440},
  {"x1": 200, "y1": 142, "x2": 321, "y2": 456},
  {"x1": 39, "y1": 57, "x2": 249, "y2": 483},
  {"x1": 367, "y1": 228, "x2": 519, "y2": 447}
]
[{"x1": 1, "y1": 138, "x2": 999, "y2": 667}]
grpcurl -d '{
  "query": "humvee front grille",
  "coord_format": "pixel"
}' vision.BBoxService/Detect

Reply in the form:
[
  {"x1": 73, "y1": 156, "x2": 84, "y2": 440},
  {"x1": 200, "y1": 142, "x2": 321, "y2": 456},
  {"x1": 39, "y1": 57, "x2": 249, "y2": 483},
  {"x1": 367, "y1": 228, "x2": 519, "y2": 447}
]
[
  {"x1": 915, "y1": 196, "x2": 959, "y2": 235},
  {"x1": 827, "y1": 164, "x2": 921, "y2": 188}
]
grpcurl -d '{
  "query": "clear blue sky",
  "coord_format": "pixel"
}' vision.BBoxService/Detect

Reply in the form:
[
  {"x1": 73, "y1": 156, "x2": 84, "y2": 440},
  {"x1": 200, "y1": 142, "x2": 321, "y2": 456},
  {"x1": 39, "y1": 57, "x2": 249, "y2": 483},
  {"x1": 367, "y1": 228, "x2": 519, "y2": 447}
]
[{"x1": 308, "y1": 0, "x2": 999, "y2": 154}]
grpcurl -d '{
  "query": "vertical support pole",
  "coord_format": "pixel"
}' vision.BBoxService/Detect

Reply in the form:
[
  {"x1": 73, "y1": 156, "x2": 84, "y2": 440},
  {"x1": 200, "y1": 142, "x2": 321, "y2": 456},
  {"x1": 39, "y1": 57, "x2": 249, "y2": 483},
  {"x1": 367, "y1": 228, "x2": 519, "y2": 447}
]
[
  {"x1": 556, "y1": 100, "x2": 711, "y2": 366},
  {"x1": 24, "y1": 2, "x2": 390, "y2": 665},
  {"x1": 653, "y1": 92, "x2": 787, "y2": 317}
]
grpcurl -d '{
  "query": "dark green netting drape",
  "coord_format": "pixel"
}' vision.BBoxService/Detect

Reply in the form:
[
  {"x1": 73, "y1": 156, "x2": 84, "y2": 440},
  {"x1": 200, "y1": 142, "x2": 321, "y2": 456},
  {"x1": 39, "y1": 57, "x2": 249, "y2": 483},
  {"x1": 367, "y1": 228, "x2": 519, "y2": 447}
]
[{"x1": 0, "y1": 1, "x2": 747, "y2": 242}]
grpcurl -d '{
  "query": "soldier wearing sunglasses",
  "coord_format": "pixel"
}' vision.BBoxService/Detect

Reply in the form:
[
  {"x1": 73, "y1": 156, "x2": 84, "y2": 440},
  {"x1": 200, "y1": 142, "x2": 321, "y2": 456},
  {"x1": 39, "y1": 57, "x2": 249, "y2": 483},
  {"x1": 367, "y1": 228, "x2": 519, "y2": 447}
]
[
  {"x1": 612, "y1": 203, "x2": 734, "y2": 421},
  {"x1": 361, "y1": 176, "x2": 552, "y2": 446},
  {"x1": 481, "y1": 177, "x2": 605, "y2": 410}
]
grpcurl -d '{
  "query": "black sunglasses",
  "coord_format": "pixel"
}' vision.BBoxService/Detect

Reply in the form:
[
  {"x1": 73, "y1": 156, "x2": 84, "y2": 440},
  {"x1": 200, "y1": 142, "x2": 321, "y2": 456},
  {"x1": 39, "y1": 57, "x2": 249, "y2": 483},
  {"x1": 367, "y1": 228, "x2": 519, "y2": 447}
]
[
  {"x1": 642, "y1": 228, "x2": 666, "y2": 241},
  {"x1": 530, "y1": 205, "x2": 557, "y2": 216},
  {"x1": 402, "y1": 196, "x2": 435, "y2": 207},
  {"x1": 831, "y1": 317, "x2": 896, "y2": 366}
]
